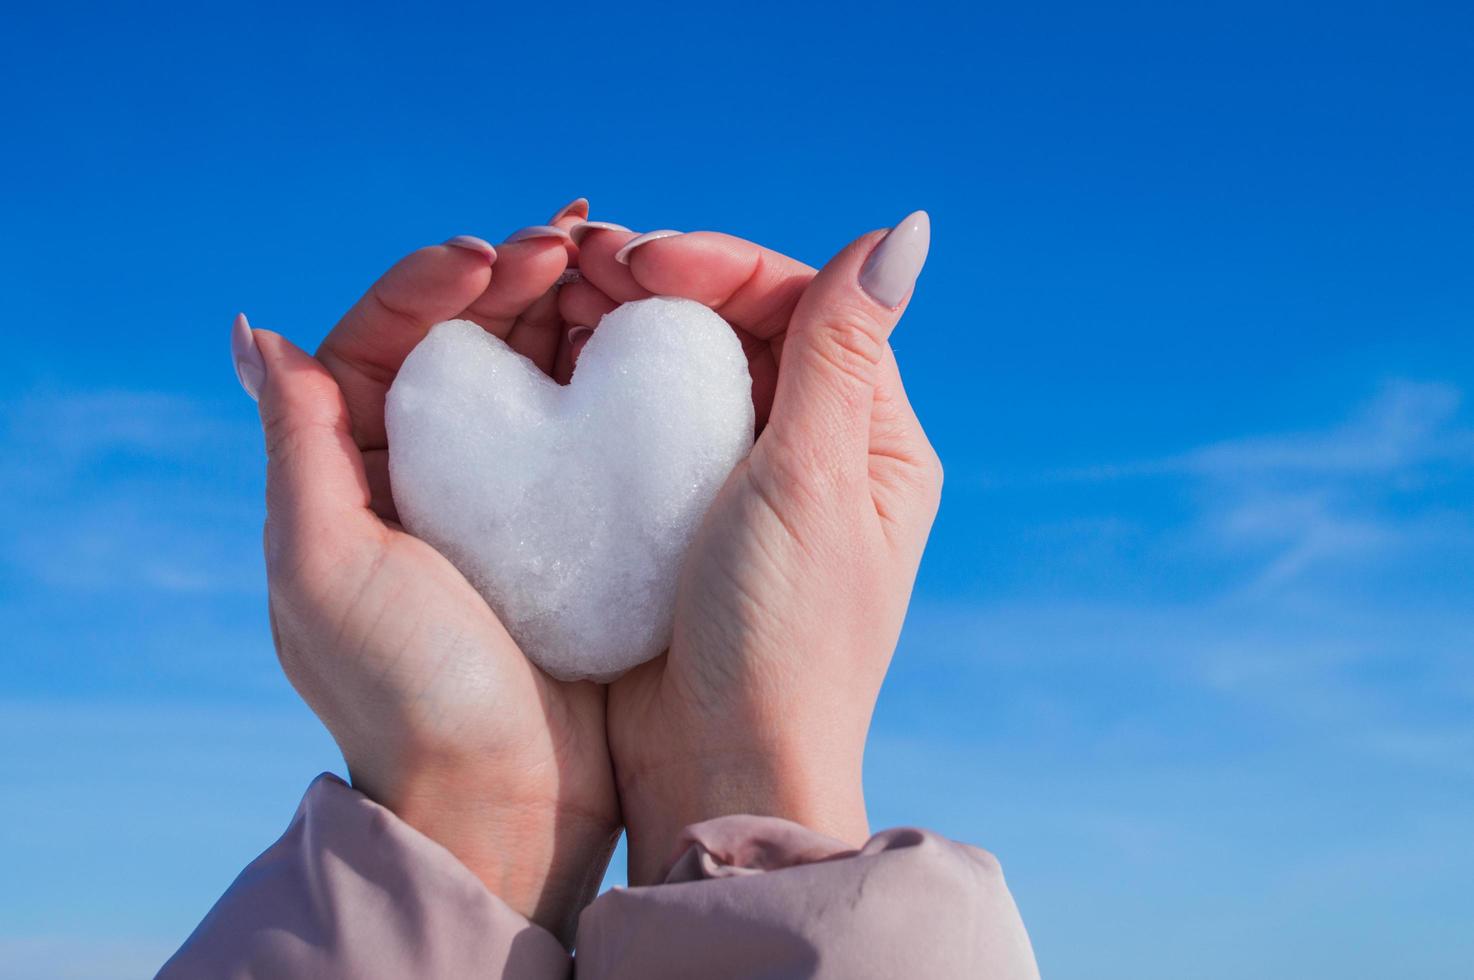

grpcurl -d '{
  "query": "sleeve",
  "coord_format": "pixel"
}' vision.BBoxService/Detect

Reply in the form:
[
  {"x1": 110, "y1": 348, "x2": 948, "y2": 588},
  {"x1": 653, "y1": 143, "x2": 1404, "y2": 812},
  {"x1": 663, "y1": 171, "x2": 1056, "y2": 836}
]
[
  {"x1": 156, "y1": 773, "x2": 571, "y2": 980},
  {"x1": 573, "y1": 815, "x2": 1039, "y2": 980}
]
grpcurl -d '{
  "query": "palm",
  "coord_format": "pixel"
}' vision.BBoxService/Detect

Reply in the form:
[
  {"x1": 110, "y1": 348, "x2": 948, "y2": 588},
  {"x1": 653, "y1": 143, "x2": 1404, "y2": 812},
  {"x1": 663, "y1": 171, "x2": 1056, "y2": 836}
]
[
  {"x1": 305, "y1": 523, "x2": 607, "y2": 793},
  {"x1": 282, "y1": 211, "x2": 617, "y2": 830},
  {"x1": 566, "y1": 224, "x2": 937, "y2": 884}
]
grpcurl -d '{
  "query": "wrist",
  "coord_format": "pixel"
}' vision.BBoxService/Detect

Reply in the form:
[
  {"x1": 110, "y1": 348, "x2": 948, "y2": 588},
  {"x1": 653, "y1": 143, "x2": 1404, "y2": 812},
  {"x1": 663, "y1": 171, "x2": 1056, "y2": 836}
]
[
  {"x1": 618, "y1": 747, "x2": 869, "y2": 885},
  {"x1": 350, "y1": 753, "x2": 619, "y2": 947}
]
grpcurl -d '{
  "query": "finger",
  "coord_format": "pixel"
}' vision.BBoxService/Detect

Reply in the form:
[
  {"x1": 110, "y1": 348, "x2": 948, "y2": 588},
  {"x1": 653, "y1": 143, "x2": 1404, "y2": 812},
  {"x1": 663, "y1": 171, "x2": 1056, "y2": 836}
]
[
  {"x1": 577, "y1": 229, "x2": 805, "y2": 429},
  {"x1": 573, "y1": 224, "x2": 650, "y2": 303},
  {"x1": 506, "y1": 285, "x2": 564, "y2": 376},
  {"x1": 551, "y1": 323, "x2": 597, "y2": 384},
  {"x1": 543, "y1": 197, "x2": 589, "y2": 266},
  {"x1": 548, "y1": 196, "x2": 590, "y2": 228},
  {"x1": 553, "y1": 333, "x2": 577, "y2": 385},
  {"x1": 553, "y1": 278, "x2": 618, "y2": 383},
  {"x1": 767, "y1": 211, "x2": 930, "y2": 482},
  {"x1": 869, "y1": 345, "x2": 943, "y2": 549},
  {"x1": 619, "y1": 232, "x2": 815, "y2": 343},
  {"x1": 462, "y1": 234, "x2": 571, "y2": 338},
  {"x1": 362, "y1": 448, "x2": 397, "y2": 524},
  {"x1": 317, "y1": 242, "x2": 496, "y2": 450},
  {"x1": 558, "y1": 277, "x2": 619, "y2": 329},
  {"x1": 253, "y1": 328, "x2": 379, "y2": 581},
  {"x1": 750, "y1": 345, "x2": 779, "y2": 433}
]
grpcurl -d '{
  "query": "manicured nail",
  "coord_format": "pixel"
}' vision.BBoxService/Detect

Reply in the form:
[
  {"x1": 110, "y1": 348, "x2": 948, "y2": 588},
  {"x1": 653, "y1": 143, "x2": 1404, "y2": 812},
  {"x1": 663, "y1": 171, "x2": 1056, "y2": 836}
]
[
  {"x1": 548, "y1": 197, "x2": 590, "y2": 223},
  {"x1": 569, "y1": 221, "x2": 632, "y2": 245},
  {"x1": 859, "y1": 210, "x2": 930, "y2": 309},
  {"x1": 568, "y1": 325, "x2": 594, "y2": 365},
  {"x1": 443, "y1": 235, "x2": 497, "y2": 263},
  {"x1": 231, "y1": 312, "x2": 265, "y2": 401},
  {"x1": 615, "y1": 230, "x2": 682, "y2": 265},
  {"x1": 504, "y1": 225, "x2": 573, "y2": 244}
]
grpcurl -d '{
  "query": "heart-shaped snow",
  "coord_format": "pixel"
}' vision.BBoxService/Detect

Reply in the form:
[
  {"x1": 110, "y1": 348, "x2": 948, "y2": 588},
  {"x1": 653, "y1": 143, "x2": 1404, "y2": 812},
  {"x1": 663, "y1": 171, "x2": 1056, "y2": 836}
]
[{"x1": 385, "y1": 296, "x2": 755, "y2": 681}]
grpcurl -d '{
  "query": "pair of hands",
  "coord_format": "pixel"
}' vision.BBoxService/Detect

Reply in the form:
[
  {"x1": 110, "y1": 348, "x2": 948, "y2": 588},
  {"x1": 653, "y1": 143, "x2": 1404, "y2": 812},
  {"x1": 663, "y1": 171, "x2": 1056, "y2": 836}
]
[{"x1": 234, "y1": 199, "x2": 939, "y2": 946}]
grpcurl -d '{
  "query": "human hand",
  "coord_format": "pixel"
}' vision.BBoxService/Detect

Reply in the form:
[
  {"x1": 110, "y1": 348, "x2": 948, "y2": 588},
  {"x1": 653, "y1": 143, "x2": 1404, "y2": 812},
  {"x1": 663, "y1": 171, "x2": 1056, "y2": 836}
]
[
  {"x1": 230, "y1": 200, "x2": 619, "y2": 944},
  {"x1": 569, "y1": 214, "x2": 939, "y2": 884}
]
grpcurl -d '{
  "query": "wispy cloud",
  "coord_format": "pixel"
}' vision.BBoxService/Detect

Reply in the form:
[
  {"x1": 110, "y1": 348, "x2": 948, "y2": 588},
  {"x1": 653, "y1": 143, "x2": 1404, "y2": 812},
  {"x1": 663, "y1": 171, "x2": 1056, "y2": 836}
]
[
  {"x1": 900, "y1": 377, "x2": 1474, "y2": 784},
  {"x1": 3, "y1": 389, "x2": 241, "y2": 464},
  {"x1": 0, "y1": 387, "x2": 262, "y2": 595},
  {"x1": 1058, "y1": 380, "x2": 1472, "y2": 484},
  {"x1": 1042, "y1": 380, "x2": 1474, "y2": 593},
  {"x1": 1178, "y1": 380, "x2": 1469, "y2": 477}
]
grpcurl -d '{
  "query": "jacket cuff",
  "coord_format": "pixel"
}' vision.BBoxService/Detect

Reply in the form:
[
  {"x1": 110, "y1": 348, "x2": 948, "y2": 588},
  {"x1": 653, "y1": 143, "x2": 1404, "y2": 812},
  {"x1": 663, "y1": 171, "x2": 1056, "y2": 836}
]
[
  {"x1": 158, "y1": 773, "x2": 570, "y2": 979},
  {"x1": 576, "y1": 814, "x2": 1039, "y2": 979}
]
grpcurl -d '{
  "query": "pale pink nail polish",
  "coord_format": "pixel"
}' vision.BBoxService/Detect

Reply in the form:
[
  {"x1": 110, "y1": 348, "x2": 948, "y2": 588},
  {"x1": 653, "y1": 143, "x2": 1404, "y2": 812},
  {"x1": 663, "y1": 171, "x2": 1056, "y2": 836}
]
[
  {"x1": 548, "y1": 197, "x2": 590, "y2": 223},
  {"x1": 567, "y1": 325, "x2": 594, "y2": 345},
  {"x1": 614, "y1": 229, "x2": 682, "y2": 265},
  {"x1": 443, "y1": 235, "x2": 497, "y2": 263},
  {"x1": 859, "y1": 210, "x2": 930, "y2": 308},
  {"x1": 569, "y1": 221, "x2": 632, "y2": 245},
  {"x1": 504, "y1": 225, "x2": 574, "y2": 244},
  {"x1": 231, "y1": 312, "x2": 265, "y2": 401}
]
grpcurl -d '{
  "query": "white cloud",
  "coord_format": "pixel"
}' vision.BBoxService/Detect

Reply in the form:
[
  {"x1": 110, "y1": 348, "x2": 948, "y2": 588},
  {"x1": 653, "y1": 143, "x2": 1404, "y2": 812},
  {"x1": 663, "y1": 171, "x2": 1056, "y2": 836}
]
[
  {"x1": 1108, "y1": 379, "x2": 1471, "y2": 591},
  {"x1": 0, "y1": 388, "x2": 262, "y2": 595},
  {"x1": 1178, "y1": 379, "x2": 1468, "y2": 477},
  {"x1": 900, "y1": 380, "x2": 1474, "y2": 780}
]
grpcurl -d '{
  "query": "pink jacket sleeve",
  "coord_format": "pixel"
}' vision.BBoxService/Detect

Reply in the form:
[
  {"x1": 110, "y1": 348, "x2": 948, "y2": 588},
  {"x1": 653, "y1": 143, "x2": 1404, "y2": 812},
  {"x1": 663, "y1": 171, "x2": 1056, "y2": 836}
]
[
  {"x1": 161, "y1": 778, "x2": 1037, "y2": 979},
  {"x1": 155, "y1": 773, "x2": 570, "y2": 979},
  {"x1": 575, "y1": 815, "x2": 1040, "y2": 979}
]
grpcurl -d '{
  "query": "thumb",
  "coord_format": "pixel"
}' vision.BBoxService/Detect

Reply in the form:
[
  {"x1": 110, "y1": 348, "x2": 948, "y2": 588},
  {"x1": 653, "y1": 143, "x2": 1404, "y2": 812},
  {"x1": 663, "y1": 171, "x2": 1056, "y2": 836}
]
[
  {"x1": 233, "y1": 314, "x2": 375, "y2": 578},
  {"x1": 767, "y1": 211, "x2": 930, "y2": 482}
]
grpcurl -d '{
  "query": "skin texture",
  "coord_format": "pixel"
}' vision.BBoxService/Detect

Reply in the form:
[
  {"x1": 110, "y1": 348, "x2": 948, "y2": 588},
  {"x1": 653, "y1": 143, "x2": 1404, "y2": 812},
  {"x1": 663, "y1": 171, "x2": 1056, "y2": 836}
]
[
  {"x1": 571, "y1": 225, "x2": 942, "y2": 884},
  {"x1": 249, "y1": 204, "x2": 939, "y2": 925},
  {"x1": 247, "y1": 202, "x2": 621, "y2": 947}
]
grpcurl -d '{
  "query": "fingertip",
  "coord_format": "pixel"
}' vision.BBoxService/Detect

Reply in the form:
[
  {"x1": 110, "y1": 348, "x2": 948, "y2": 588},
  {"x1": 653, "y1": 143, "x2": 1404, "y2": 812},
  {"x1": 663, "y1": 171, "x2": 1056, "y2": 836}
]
[
  {"x1": 572, "y1": 226, "x2": 651, "y2": 303},
  {"x1": 549, "y1": 197, "x2": 590, "y2": 224},
  {"x1": 251, "y1": 326, "x2": 306, "y2": 365},
  {"x1": 569, "y1": 220, "x2": 632, "y2": 246},
  {"x1": 252, "y1": 329, "x2": 346, "y2": 418},
  {"x1": 231, "y1": 312, "x2": 265, "y2": 401},
  {"x1": 620, "y1": 231, "x2": 751, "y2": 297},
  {"x1": 857, "y1": 210, "x2": 929, "y2": 309},
  {"x1": 615, "y1": 229, "x2": 683, "y2": 265},
  {"x1": 443, "y1": 235, "x2": 498, "y2": 264},
  {"x1": 504, "y1": 224, "x2": 574, "y2": 245}
]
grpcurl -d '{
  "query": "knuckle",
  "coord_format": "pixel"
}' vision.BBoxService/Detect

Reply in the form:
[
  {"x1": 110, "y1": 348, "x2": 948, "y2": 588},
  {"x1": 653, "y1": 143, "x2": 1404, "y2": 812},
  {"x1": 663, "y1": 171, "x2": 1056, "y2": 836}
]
[
  {"x1": 260, "y1": 408, "x2": 299, "y2": 462},
  {"x1": 812, "y1": 310, "x2": 886, "y2": 384},
  {"x1": 923, "y1": 443, "x2": 945, "y2": 497},
  {"x1": 915, "y1": 449, "x2": 944, "y2": 514},
  {"x1": 752, "y1": 439, "x2": 821, "y2": 506}
]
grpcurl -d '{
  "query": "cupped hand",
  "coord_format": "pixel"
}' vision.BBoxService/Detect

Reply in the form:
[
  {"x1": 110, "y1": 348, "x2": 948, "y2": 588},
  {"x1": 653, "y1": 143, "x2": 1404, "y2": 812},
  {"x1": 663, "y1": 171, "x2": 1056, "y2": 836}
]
[
  {"x1": 570, "y1": 215, "x2": 939, "y2": 884},
  {"x1": 235, "y1": 201, "x2": 618, "y2": 944}
]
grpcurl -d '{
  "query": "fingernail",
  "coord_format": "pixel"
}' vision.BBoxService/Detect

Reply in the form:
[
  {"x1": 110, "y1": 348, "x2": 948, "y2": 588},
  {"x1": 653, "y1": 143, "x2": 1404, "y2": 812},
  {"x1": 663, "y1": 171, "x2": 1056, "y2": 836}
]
[
  {"x1": 569, "y1": 220, "x2": 632, "y2": 245},
  {"x1": 231, "y1": 312, "x2": 265, "y2": 401},
  {"x1": 615, "y1": 229, "x2": 682, "y2": 265},
  {"x1": 568, "y1": 325, "x2": 594, "y2": 365},
  {"x1": 859, "y1": 210, "x2": 930, "y2": 309},
  {"x1": 548, "y1": 197, "x2": 590, "y2": 223},
  {"x1": 443, "y1": 234, "x2": 497, "y2": 263},
  {"x1": 504, "y1": 225, "x2": 574, "y2": 244}
]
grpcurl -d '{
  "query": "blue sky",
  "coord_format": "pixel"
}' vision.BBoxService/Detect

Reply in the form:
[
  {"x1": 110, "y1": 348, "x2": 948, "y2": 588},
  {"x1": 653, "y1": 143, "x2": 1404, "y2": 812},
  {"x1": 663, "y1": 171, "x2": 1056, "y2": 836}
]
[{"x1": 2, "y1": 2, "x2": 1471, "y2": 977}]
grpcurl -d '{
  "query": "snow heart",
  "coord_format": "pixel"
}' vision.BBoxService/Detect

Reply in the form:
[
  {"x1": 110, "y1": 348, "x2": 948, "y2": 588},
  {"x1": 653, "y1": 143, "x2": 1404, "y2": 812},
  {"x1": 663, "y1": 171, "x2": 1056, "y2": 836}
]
[{"x1": 386, "y1": 297, "x2": 754, "y2": 681}]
